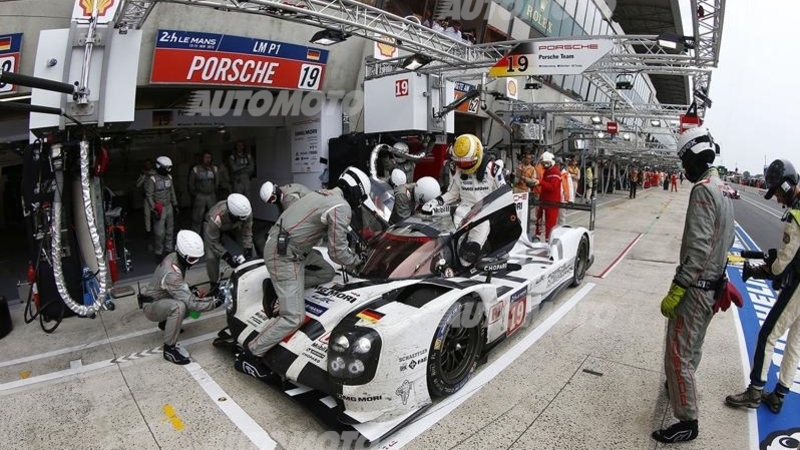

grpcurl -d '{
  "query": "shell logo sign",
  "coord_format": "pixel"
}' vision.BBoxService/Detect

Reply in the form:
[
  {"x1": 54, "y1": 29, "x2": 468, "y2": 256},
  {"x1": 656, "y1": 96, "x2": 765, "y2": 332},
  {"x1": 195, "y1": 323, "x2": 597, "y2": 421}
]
[
  {"x1": 72, "y1": 0, "x2": 121, "y2": 24},
  {"x1": 77, "y1": 0, "x2": 116, "y2": 16},
  {"x1": 373, "y1": 35, "x2": 398, "y2": 60}
]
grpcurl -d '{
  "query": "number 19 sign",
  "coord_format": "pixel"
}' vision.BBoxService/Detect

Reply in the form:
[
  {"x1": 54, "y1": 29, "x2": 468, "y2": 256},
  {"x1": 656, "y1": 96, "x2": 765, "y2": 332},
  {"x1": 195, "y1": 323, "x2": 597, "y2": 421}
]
[
  {"x1": 150, "y1": 30, "x2": 328, "y2": 91},
  {"x1": 0, "y1": 33, "x2": 23, "y2": 94},
  {"x1": 488, "y1": 39, "x2": 612, "y2": 78}
]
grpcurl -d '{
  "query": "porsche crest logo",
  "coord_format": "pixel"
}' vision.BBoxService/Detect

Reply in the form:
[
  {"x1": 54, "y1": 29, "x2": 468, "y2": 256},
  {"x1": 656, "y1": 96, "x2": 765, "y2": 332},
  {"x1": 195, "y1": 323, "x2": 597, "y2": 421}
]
[{"x1": 78, "y1": 0, "x2": 116, "y2": 17}]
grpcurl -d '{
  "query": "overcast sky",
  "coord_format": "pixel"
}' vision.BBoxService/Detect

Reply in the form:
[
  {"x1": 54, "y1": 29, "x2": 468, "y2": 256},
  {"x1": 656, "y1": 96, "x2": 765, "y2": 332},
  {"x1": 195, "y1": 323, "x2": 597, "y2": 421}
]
[{"x1": 692, "y1": 0, "x2": 800, "y2": 176}]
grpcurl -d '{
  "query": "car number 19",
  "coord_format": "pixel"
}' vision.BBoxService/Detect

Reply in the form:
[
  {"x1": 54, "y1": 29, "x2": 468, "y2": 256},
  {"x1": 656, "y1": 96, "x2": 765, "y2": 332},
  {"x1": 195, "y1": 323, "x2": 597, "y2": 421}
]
[{"x1": 507, "y1": 298, "x2": 526, "y2": 336}]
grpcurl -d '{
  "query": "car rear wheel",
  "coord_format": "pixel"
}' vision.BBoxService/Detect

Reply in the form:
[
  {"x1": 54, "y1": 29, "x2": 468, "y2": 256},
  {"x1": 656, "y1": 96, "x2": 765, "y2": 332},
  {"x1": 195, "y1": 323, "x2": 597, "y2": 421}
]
[
  {"x1": 571, "y1": 234, "x2": 590, "y2": 287},
  {"x1": 427, "y1": 297, "x2": 485, "y2": 398}
]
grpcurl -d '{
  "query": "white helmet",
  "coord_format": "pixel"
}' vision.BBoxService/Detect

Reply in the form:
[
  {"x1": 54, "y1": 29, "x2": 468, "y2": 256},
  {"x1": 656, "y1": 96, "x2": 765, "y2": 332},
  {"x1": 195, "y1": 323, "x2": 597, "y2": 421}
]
[
  {"x1": 393, "y1": 141, "x2": 409, "y2": 155},
  {"x1": 390, "y1": 169, "x2": 407, "y2": 187},
  {"x1": 227, "y1": 193, "x2": 252, "y2": 220},
  {"x1": 414, "y1": 176, "x2": 440, "y2": 204},
  {"x1": 540, "y1": 151, "x2": 555, "y2": 164},
  {"x1": 176, "y1": 230, "x2": 204, "y2": 265},
  {"x1": 259, "y1": 181, "x2": 276, "y2": 204},
  {"x1": 337, "y1": 166, "x2": 371, "y2": 207},
  {"x1": 677, "y1": 126, "x2": 718, "y2": 183},
  {"x1": 156, "y1": 156, "x2": 173, "y2": 174}
]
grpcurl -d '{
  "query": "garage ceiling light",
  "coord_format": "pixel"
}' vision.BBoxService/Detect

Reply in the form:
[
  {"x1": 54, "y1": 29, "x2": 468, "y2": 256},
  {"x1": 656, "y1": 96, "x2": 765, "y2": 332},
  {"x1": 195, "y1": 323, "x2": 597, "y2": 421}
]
[
  {"x1": 590, "y1": 116, "x2": 602, "y2": 124},
  {"x1": 310, "y1": 29, "x2": 347, "y2": 46},
  {"x1": 402, "y1": 53, "x2": 432, "y2": 71}
]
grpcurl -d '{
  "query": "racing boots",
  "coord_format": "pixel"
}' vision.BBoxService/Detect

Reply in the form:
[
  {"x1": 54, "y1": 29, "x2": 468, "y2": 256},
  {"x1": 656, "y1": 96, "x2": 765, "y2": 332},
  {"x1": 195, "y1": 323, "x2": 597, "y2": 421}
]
[
  {"x1": 234, "y1": 350, "x2": 274, "y2": 383},
  {"x1": 652, "y1": 420, "x2": 698, "y2": 443},
  {"x1": 725, "y1": 384, "x2": 763, "y2": 409},
  {"x1": 762, "y1": 388, "x2": 787, "y2": 414},
  {"x1": 163, "y1": 344, "x2": 190, "y2": 365}
]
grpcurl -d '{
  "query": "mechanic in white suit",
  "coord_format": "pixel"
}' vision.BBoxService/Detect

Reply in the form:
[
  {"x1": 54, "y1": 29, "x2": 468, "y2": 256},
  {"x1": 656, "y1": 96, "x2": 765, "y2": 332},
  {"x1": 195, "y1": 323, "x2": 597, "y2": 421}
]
[
  {"x1": 422, "y1": 134, "x2": 505, "y2": 264},
  {"x1": 235, "y1": 168, "x2": 370, "y2": 379}
]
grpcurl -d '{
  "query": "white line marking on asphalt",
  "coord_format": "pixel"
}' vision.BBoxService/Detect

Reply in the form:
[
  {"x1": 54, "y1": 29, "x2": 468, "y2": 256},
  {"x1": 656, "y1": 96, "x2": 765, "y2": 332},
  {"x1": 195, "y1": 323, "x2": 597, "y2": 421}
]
[
  {"x1": 377, "y1": 282, "x2": 596, "y2": 450},
  {"x1": 740, "y1": 195, "x2": 782, "y2": 220},
  {"x1": 0, "y1": 310, "x2": 226, "y2": 369},
  {"x1": 732, "y1": 302, "x2": 760, "y2": 450},
  {"x1": 0, "y1": 332, "x2": 219, "y2": 392},
  {"x1": 185, "y1": 362, "x2": 277, "y2": 450}
]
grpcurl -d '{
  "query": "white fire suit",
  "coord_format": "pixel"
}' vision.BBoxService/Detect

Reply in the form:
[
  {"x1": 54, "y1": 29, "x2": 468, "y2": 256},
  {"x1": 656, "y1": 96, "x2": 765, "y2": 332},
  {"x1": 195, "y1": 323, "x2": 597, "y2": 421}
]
[
  {"x1": 145, "y1": 173, "x2": 178, "y2": 256},
  {"x1": 664, "y1": 167, "x2": 734, "y2": 422},
  {"x1": 276, "y1": 183, "x2": 313, "y2": 214},
  {"x1": 439, "y1": 159, "x2": 505, "y2": 248},
  {"x1": 143, "y1": 253, "x2": 221, "y2": 345},
  {"x1": 248, "y1": 188, "x2": 362, "y2": 357},
  {"x1": 750, "y1": 205, "x2": 800, "y2": 392},
  {"x1": 203, "y1": 200, "x2": 254, "y2": 283}
]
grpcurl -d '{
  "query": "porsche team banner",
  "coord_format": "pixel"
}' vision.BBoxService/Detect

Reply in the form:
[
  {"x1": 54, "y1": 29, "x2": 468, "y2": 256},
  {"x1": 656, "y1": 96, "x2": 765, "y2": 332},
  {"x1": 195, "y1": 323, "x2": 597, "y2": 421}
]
[
  {"x1": 730, "y1": 225, "x2": 800, "y2": 450},
  {"x1": 0, "y1": 33, "x2": 22, "y2": 94},
  {"x1": 150, "y1": 30, "x2": 329, "y2": 91},
  {"x1": 488, "y1": 39, "x2": 612, "y2": 78}
]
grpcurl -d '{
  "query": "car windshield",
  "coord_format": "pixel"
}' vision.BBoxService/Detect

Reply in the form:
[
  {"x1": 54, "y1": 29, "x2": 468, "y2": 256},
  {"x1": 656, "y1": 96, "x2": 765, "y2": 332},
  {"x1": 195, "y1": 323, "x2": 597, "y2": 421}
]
[{"x1": 359, "y1": 233, "x2": 445, "y2": 279}]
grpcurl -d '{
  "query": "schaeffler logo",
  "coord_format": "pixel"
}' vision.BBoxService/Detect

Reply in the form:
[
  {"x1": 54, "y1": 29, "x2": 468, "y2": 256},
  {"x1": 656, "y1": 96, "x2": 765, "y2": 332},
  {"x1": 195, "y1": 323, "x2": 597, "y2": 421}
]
[
  {"x1": 78, "y1": 0, "x2": 115, "y2": 16},
  {"x1": 183, "y1": 89, "x2": 364, "y2": 117}
]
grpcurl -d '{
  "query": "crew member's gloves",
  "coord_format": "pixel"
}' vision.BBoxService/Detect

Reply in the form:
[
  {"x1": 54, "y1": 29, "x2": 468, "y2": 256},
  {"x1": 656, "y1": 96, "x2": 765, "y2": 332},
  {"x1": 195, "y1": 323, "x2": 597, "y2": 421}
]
[
  {"x1": 421, "y1": 197, "x2": 443, "y2": 215},
  {"x1": 153, "y1": 202, "x2": 164, "y2": 220},
  {"x1": 233, "y1": 254, "x2": 246, "y2": 266},
  {"x1": 766, "y1": 248, "x2": 778, "y2": 266},
  {"x1": 223, "y1": 252, "x2": 236, "y2": 267},
  {"x1": 243, "y1": 247, "x2": 253, "y2": 260},
  {"x1": 660, "y1": 282, "x2": 687, "y2": 320}
]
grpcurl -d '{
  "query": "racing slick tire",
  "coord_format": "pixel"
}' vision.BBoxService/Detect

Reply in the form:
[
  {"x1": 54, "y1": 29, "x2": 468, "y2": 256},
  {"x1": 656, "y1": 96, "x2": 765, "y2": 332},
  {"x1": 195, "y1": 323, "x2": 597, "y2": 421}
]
[
  {"x1": 427, "y1": 297, "x2": 486, "y2": 398},
  {"x1": 571, "y1": 234, "x2": 590, "y2": 287}
]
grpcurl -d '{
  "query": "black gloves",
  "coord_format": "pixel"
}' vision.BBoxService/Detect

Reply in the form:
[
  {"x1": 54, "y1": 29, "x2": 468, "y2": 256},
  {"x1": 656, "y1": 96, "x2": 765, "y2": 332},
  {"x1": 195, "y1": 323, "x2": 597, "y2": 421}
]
[
  {"x1": 243, "y1": 247, "x2": 253, "y2": 260},
  {"x1": 766, "y1": 248, "x2": 778, "y2": 266},
  {"x1": 214, "y1": 295, "x2": 225, "y2": 309},
  {"x1": 223, "y1": 252, "x2": 236, "y2": 267}
]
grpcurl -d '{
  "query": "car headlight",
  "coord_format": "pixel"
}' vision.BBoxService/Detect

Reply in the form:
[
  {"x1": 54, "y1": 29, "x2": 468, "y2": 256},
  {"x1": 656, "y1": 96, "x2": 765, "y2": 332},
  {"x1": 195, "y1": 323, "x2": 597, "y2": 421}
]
[{"x1": 327, "y1": 328, "x2": 382, "y2": 385}]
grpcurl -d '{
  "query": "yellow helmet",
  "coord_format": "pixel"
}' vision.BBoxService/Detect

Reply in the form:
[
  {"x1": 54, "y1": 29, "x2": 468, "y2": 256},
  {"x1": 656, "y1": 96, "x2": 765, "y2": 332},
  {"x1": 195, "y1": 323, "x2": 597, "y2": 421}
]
[{"x1": 450, "y1": 134, "x2": 483, "y2": 175}]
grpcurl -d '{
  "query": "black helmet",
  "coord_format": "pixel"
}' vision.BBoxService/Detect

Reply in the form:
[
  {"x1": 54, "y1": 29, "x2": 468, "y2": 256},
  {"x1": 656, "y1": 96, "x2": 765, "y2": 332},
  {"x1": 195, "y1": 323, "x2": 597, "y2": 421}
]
[{"x1": 764, "y1": 159, "x2": 799, "y2": 200}]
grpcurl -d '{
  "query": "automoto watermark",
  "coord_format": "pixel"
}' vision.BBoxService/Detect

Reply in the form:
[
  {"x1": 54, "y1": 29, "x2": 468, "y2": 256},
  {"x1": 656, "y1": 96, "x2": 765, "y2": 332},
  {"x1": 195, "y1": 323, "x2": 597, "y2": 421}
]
[
  {"x1": 183, "y1": 89, "x2": 364, "y2": 117},
  {"x1": 431, "y1": 0, "x2": 616, "y2": 29},
  {"x1": 268, "y1": 430, "x2": 399, "y2": 450}
]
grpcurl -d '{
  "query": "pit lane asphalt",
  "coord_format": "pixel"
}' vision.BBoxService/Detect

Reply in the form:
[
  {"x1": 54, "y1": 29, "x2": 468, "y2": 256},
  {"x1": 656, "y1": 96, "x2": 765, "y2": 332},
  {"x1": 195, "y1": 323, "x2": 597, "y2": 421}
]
[{"x1": 0, "y1": 186, "x2": 753, "y2": 450}]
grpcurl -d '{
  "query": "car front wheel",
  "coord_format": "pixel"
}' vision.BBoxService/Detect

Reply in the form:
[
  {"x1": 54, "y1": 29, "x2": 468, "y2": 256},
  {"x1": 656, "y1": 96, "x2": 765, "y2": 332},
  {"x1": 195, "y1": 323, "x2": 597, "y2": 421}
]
[
  {"x1": 427, "y1": 297, "x2": 485, "y2": 398},
  {"x1": 571, "y1": 234, "x2": 590, "y2": 287}
]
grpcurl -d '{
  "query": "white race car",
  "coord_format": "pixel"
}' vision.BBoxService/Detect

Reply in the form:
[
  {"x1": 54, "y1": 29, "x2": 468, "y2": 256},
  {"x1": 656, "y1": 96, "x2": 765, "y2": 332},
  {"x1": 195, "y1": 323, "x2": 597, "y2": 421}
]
[{"x1": 215, "y1": 185, "x2": 594, "y2": 441}]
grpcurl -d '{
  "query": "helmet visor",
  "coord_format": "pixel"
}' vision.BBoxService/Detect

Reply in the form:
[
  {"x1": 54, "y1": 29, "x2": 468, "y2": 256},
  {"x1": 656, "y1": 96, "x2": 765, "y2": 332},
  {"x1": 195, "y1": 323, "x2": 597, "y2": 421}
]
[
  {"x1": 454, "y1": 159, "x2": 476, "y2": 170},
  {"x1": 185, "y1": 255, "x2": 200, "y2": 265}
]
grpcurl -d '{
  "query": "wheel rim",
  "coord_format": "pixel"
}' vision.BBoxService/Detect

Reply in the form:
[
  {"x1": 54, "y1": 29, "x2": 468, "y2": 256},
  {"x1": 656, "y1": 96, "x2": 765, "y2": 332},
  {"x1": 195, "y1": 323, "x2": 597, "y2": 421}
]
[
  {"x1": 439, "y1": 305, "x2": 480, "y2": 384},
  {"x1": 574, "y1": 238, "x2": 588, "y2": 283}
]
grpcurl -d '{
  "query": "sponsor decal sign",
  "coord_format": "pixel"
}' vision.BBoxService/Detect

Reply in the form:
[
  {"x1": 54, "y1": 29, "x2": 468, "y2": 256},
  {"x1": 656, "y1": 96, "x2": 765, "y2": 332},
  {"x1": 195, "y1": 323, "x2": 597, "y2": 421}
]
[
  {"x1": 453, "y1": 81, "x2": 480, "y2": 115},
  {"x1": 304, "y1": 302, "x2": 329, "y2": 317},
  {"x1": 731, "y1": 226, "x2": 800, "y2": 449},
  {"x1": 71, "y1": 0, "x2": 120, "y2": 25},
  {"x1": 151, "y1": 29, "x2": 328, "y2": 91},
  {"x1": 489, "y1": 39, "x2": 613, "y2": 77},
  {"x1": 0, "y1": 33, "x2": 22, "y2": 94}
]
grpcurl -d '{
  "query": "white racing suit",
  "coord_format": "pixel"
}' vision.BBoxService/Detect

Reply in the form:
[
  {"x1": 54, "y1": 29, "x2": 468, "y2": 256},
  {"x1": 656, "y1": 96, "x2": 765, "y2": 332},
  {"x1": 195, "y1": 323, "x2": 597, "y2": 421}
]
[
  {"x1": 145, "y1": 173, "x2": 178, "y2": 257},
  {"x1": 275, "y1": 183, "x2": 334, "y2": 282},
  {"x1": 143, "y1": 253, "x2": 220, "y2": 345},
  {"x1": 203, "y1": 200, "x2": 254, "y2": 283},
  {"x1": 750, "y1": 205, "x2": 800, "y2": 392},
  {"x1": 248, "y1": 188, "x2": 361, "y2": 357},
  {"x1": 665, "y1": 167, "x2": 734, "y2": 422},
  {"x1": 188, "y1": 164, "x2": 219, "y2": 233},
  {"x1": 438, "y1": 159, "x2": 504, "y2": 259}
]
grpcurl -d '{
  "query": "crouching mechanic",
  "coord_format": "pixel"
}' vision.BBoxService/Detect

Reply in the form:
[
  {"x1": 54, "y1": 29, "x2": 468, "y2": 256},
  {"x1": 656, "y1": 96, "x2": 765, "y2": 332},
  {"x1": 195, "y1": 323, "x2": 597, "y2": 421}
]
[
  {"x1": 204, "y1": 193, "x2": 254, "y2": 294},
  {"x1": 142, "y1": 230, "x2": 226, "y2": 365},
  {"x1": 726, "y1": 158, "x2": 800, "y2": 414},
  {"x1": 421, "y1": 134, "x2": 504, "y2": 265},
  {"x1": 234, "y1": 167, "x2": 371, "y2": 379},
  {"x1": 389, "y1": 171, "x2": 441, "y2": 224},
  {"x1": 652, "y1": 127, "x2": 734, "y2": 444}
]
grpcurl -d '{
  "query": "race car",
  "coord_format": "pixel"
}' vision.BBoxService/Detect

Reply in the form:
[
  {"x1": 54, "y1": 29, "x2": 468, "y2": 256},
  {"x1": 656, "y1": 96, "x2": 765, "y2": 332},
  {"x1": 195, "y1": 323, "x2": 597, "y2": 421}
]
[
  {"x1": 722, "y1": 183, "x2": 741, "y2": 199},
  {"x1": 214, "y1": 185, "x2": 594, "y2": 440}
]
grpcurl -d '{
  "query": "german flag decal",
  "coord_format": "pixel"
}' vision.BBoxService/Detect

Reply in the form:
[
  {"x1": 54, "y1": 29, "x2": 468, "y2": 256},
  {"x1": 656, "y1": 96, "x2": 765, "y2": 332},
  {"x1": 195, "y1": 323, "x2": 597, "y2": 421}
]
[
  {"x1": 488, "y1": 43, "x2": 535, "y2": 78},
  {"x1": 356, "y1": 309, "x2": 385, "y2": 324}
]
